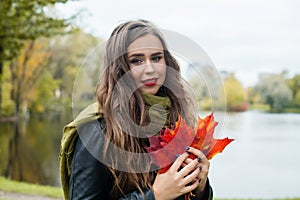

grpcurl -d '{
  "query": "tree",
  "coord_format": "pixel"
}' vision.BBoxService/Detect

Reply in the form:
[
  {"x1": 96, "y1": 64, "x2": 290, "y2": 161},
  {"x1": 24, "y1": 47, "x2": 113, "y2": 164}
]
[
  {"x1": 188, "y1": 71, "x2": 210, "y2": 111},
  {"x1": 9, "y1": 39, "x2": 51, "y2": 114},
  {"x1": 223, "y1": 73, "x2": 248, "y2": 112},
  {"x1": 28, "y1": 69, "x2": 59, "y2": 113},
  {"x1": 186, "y1": 63, "x2": 226, "y2": 111},
  {"x1": 0, "y1": 64, "x2": 15, "y2": 116},
  {"x1": 1, "y1": 30, "x2": 102, "y2": 116},
  {"x1": 0, "y1": 0, "x2": 77, "y2": 113},
  {"x1": 46, "y1": 30, "x2": 103, "y2": 112},
  {"x1": 294, "y1": 91, "x2": 300, "y2": 107},
  {"x1": 255, "y1": 72, "x2": 292, "y2": 112},
  {"x1": 288, "y1": 74, "x2": 300, "y2": 106},
  {"x1": 247, "y1": 86, "x2": 261, "y2": 105}
]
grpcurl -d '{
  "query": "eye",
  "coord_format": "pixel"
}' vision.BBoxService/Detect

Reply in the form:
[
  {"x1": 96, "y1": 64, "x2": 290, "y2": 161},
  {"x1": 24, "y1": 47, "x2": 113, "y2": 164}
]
[
  {"x1": 129, "y1": 58, "x2": 142, "y2": 64},
  {"x1": 152, "y1": 55, "x2": 162, "y2": 62}
]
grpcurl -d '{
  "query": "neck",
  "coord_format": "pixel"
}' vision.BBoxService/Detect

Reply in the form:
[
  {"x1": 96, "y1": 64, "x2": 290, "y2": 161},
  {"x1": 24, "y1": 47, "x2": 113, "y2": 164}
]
[{"x1": 141, "y1": 92, "x2": 172, "y2": 134}]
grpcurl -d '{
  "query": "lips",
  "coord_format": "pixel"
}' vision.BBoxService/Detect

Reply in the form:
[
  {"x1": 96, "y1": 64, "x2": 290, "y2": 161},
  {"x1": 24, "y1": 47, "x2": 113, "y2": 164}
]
[{"x1": 141, "y1": 78, "x2": 158, "y2": 87}]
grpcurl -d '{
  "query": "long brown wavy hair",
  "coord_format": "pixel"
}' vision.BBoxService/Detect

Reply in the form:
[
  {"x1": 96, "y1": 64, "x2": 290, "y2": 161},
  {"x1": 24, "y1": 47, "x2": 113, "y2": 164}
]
[{"x1": 96, "y1": 19, "x2": 196, "y2": 199}]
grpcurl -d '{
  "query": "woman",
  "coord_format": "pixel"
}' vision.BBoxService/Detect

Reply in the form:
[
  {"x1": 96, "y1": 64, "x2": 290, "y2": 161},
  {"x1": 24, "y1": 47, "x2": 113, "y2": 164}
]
[{"x1": 60, "y1": 19, "x2": 213, "y2": 200}]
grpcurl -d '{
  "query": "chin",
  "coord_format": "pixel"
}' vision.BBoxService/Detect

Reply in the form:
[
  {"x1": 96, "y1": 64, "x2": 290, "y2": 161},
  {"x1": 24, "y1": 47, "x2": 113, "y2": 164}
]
[{"x1": 139, "y1": 86, "x2": 160, "y2": 95}]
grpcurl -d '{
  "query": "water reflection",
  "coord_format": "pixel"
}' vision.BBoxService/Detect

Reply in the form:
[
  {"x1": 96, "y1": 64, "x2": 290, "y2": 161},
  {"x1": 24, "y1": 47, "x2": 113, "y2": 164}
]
[{"x1": 0, "y1": 113, "x2": 72, "y2": 186}]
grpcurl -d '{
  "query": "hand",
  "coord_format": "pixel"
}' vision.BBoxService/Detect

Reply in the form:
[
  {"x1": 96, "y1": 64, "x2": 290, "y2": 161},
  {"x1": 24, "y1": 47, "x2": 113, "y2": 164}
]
[
  {"x1": 152, "y1": 152, "x2": 201, "y2": 200},
  {"x1": 183, "y1": 147, "x2": 210, "y2": 193}
]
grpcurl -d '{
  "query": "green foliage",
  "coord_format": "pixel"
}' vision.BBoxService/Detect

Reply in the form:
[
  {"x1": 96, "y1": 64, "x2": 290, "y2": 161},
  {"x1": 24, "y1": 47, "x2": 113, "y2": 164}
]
[
  {"x1": 47, "y1": 30, "x2": 103, "y2": 111},
  {"x1": 288, "y1": 74, "x2": 300, "y2": 96},
  {"x1": 189, "y1": 71, "x2": 248, "y2": 112},
  {"x1": 288, "y1": 74, "x2": 300, "y2": 106},
  {"x1": 7, "y1": 39, "x2": 51, "y2": 115},
  {"x1": 0, "y1": 64, "x2": 15, "y2": 116},
  {"x1": 187, "y1": 64, "x2": 227, "y2": 111},
  {"x1": 247, "y1": 86, "x2": 261, "y2": 105},
  {"x1": 0, "y1": 30, "x2": 102, "y2": 117},
  {"x1": 29, "y1": 70, "x2": 58, "y2": 113},
  {"x1": 0, "y1": 0, "x2": 75, "y2": 62},
  {"x1": 255, "y1": 72, "x2": 292, "y2": 112},
  {"x1": 294, "y1": 90, "x2": 300, "y2": 107},
  {"x1": 49, "y1": 31, "x2": 100, "y2": 76},
  {"x1": 223, "y1": 73, "x2": 248, "y2": 112},
  {"x1": 0, "y1": 0, "x2": 78, "y2": 116},
  {"x1": 188, "y1": 73, "x2": 210, "y2": 110}
]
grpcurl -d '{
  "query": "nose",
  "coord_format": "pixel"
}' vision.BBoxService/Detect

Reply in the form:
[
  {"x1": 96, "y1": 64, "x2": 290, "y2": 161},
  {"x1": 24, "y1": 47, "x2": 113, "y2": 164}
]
[{"x1": 144, "y1": 60, "x2": 155, "y2": 74}]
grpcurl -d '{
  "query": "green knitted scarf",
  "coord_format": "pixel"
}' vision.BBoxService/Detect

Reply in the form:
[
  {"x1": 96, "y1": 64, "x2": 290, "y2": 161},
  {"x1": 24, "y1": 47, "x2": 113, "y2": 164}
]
[{"x1": 142, "y1": 92, "x2": 171, "y2": 133}]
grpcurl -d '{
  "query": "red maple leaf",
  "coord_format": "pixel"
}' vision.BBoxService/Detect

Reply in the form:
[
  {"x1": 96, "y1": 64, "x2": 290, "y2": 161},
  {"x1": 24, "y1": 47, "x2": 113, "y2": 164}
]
[{"x1": 145, "y1": 112, "x2": 234, "y2": 173}]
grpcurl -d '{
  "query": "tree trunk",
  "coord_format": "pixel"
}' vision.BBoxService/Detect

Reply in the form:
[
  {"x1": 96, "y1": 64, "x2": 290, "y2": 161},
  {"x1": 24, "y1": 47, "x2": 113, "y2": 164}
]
[
  {"x1": 0, "y1": 45, "x2": 3, "y2": 113},
  {"x1": 13, "y1": 40, "x2": 35, "y2": 115}
]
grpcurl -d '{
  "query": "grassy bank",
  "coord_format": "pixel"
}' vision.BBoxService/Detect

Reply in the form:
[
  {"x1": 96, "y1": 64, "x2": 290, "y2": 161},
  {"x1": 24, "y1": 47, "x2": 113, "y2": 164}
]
[
  {"x1": 0, "y1": 176, "x2": 299, "y2": 200},
  {"x1": 249, "y1": 104, "x2": 300, "y2": 113},
  {"x1": 283, "y1": 107, "x2": 300, "y2": 113},
  {"x1": 0, "y1": 176, "x2": 63, "y2": 198},
  {"x1": 249, "y1": 103, "x2": 270, "y2": 111}
]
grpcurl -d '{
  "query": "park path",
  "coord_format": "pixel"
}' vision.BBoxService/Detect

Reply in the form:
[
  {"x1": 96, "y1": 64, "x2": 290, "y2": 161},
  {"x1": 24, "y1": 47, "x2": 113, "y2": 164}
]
[{"x1": 0, "y1": 190, "x2": 63, "y2": 200}]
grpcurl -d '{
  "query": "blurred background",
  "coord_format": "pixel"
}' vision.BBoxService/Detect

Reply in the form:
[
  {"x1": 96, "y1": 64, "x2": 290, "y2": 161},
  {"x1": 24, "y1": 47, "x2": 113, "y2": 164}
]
[{"x1": 0, "y1": 0, "x2": 300, "y2": 199}]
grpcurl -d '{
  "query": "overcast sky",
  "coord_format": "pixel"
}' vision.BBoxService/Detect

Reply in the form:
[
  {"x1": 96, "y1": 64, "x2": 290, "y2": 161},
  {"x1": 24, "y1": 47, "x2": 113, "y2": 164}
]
[{"x1": 57, "y1": 0, "x2": 300, "y2": 87}]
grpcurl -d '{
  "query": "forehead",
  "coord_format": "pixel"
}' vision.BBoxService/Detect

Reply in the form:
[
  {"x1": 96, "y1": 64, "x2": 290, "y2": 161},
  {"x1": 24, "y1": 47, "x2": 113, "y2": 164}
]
[{"x1": 127, "y1": 34, "x2": 164, "y2": 54}]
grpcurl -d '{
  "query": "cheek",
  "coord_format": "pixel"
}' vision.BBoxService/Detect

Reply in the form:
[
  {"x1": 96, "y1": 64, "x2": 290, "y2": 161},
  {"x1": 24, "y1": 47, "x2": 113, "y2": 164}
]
[
  {"x1": 159, "y1": 66, "x2": 167, "y2": 82},
  {"x1": 130, "y1": 67, "x2": 143, "y2": 82}
]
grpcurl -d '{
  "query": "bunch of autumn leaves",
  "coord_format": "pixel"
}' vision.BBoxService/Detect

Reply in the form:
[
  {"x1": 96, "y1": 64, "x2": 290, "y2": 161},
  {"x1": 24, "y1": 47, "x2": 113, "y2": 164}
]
[{"x1": 145, "y1": 112, "x2": 234, "y2": 173}]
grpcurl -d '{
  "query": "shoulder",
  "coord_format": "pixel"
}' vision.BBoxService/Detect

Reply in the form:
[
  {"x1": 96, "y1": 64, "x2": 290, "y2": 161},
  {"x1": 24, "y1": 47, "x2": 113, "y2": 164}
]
[
  {"x1": 77, "y1": 118, "x2": 105, "y2": 133},
  {"x1": 75, "y1": 118, "x2": 107, "y2": 161}
]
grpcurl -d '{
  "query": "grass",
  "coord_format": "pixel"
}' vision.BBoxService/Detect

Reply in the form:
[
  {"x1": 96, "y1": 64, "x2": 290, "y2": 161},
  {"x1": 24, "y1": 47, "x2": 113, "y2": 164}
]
[
  {"x1": 216, "y1": 199, "x2": 300, "y2": 200},
  {"x1": 0, "y1": 176, "x2": 63, "y2": 198},
  {"x1": 283, "y1": 107, "x2": 300, "y2": 113},
  {"x1": 249, "y1": 103, "x2": 270, "y2": 111},
  {"x1": 0, "y1": 176, "x2": 300, "y2": 200},
  {"x1": 249, "y1": 104, "x2": 300, "y2": 113}
]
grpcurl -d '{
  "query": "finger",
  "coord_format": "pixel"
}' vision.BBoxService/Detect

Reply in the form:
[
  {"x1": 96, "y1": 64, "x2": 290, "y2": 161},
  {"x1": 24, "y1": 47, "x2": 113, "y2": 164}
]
[
  {"x1": 182, "y1": 166, "x2": 201, "y2": 184},
  {"x1": 181, "y1": 162, "x2": 187, "y2": 168},
  {"x1": 198, "y1": 163, "x2": 209, "y2": 179},
  {"x1": 197, "y1": 177, "x2": 208, "y2": 192},
  {"x1": 181, "y1": 157, "x2": 193, "y2": 168},
  {"x1": 184, "y1": 157, "x2": 194, "y2": 164},
  {"x1": 181, "y1": 177, "x2": 199, "y2": 194},
  {"x1": 169, "y1": 152, "x2": 190, "y2": 173},
  {"x1": 185, "y1": 147, "x2": 209, "y2": 164},
  {"x1": 178, "y1": 157, "x2": 201, "y2": 178}
]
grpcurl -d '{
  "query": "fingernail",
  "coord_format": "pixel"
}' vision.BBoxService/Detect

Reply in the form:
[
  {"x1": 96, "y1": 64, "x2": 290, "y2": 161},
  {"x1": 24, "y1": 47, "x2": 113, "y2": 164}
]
[
  {"x1": 184, "y1": 146, "x2": 190, "y2": 151},
  {"x1": 199, "y1": 166, "x2": 202, "y2": 171},
  {"x1": 197, "y1": 157, "x2": 201, "y2": 163},
  {"x1": 175, "y1": 154, "x2": 180, "y2": 159}
]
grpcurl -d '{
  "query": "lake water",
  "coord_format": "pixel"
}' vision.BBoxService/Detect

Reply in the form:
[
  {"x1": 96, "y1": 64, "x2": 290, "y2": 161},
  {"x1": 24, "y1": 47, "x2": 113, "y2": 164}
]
[
  {"x1": 0, "y1": 113, "x2": 72, "y2": 187},
  {"x1": 0, "y1": 111, "x2": 300, "y2": 198},
  {"x1": 209, "y1": 111, "x2": 300, "y2": 199}
]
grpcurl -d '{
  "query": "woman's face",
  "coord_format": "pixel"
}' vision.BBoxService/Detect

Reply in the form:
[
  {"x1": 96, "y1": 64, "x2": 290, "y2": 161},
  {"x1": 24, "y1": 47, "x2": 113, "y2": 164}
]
[{"x1": 127, "y1": 34, "x2": 166, "y2": 95}]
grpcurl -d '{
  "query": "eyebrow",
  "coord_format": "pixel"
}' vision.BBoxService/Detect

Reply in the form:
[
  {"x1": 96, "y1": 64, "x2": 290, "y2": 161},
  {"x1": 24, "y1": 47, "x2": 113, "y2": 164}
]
[{"x1": 128, "y1": 52, "x2": 163, "y2": 58}]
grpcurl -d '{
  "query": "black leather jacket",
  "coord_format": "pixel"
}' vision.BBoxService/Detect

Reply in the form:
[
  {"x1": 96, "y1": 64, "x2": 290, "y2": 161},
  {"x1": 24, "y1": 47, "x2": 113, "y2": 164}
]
[{"x1": 69, "y1": 119, "x2": 213, "y2": 200}]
